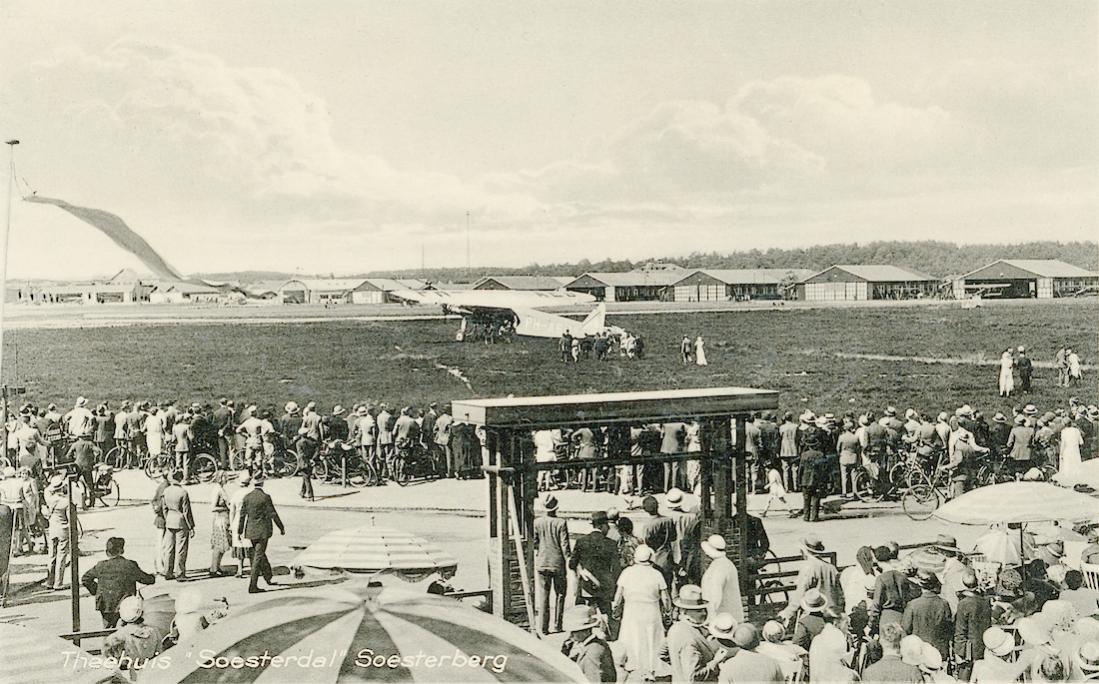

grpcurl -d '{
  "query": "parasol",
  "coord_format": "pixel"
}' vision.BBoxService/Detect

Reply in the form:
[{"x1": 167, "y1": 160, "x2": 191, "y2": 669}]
[
  {"x1": 973, "y1": 529, "x2": 1023, "y2": 566},
  {"x1": 157, "y1": 583, "x2": 585, "y2": 682},
  {"x1": 0, "y1": 622, "x2": 120, "y2": 684},
  {"x1": 293, "y1": 526, "x2": 458, "y2": 581},
  {"x1": 932, "y1": 482, "x2": 1099, "y2": 526},
  {"x1": 140, "y1": 590, "x2": 177, "y2": 636}
]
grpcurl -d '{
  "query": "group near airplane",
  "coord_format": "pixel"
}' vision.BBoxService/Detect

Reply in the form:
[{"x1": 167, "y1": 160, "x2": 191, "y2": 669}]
[{"x1": 387, "y1": 288, "x2": 623, "y2": 340}]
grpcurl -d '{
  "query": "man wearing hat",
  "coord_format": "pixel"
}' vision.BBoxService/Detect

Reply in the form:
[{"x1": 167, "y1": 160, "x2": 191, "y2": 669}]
[
  {"x1": 791, "y1": 588, "x2": 829, "y2": 650},
  {"x1": 560, "y1": 605, "x2": 615, "y2": 683},
  {"x1": 970, "y1": 626, "x2": 1026, "y2": 682},
  {"x1": 212, "y1": 398, "x2": 234, "y2": 469},
  {"x1": 639, "y1": 494, "x2": 677, "y2": 589},
  {"x1": 354, "y1": 405, "x2": 378, "y2": 477},
  {"x1": 295, "y1": 402, "x2": 322, "y2": 500},
  {"x1": 1075, "y1": 641, "x2": 1099, "y2": 682},
  {"x1": 1006, "y1": 411, "x2": 1036, "y2": 478},
  {"x1": 989, "y1": 412, "x2": 1011, "y2": 453},
  {"x1": 569, "y1": 511, "x2": 620, "y2": 632},
  {"x1": 1017, "y1": 347, "x2": 1033, "y2": 393},
  {"x1": 238, "y1": 475, "x2": 285, "y2": 593},
  {"x1": 63, "y1": 430, "x2": 100, "y2": 510},
  {"x1": 779, "y1": 535, "x2": 843, "y2": 623},
  {"x1": 700, "y1": 534, "x2": 744, "y2": 622},
  {"x1": 420, "y1": 402, "x2": 438, "y2": 469},
  {"x1": 44, "y1": 473, "x2": 72, "y2": 590},
  {"x1": 534, "y1": 494, "x2": 570, "y2": 634},
  {"x1": 953, "y1": 571, "x2": 991, "y2": 680},
  {"x1": 902, "y1": 569, "x2": 953, "y2": 660},
  {"x1": 715, "y1": 623, "x2": 785, "y2": 684},
  {"x1": 665, "y1": 585, "x2": 724, "y2": 683},
  {"x1": 171, "y1": 412, "x2": 195, "y2": 482},
  {"x1": 82, "y1": 537, "x2": 156, "y2": 628},
  {"x1": 665, "y1": 488, "x2": 701, "y2": 587},
  {"x1": 65, "y1": 396, "x2": 95, "y2": 440}
]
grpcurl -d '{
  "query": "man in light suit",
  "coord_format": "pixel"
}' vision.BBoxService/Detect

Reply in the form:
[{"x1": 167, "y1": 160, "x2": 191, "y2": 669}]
[
  {"x1": 238, "y1": 475, "x2": 285, "y2": 593},
  {"x1": 664, "y1": 584, "x2": 724, "y2": 683},
  {"x1": 160, "y1": 470, "x2": 194, "y2": 580}
]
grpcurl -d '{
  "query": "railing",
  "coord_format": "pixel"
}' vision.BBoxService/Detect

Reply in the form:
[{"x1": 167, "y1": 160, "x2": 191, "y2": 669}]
[
  {"x1": 445, "y1": 588, "x2": 493, "y2": 612},
  {"x1": 58, "y1": 627, "x2": 115, "y2": 652},
  {"x1": 748, "y1": 551, "x2": 839, "y2": 606}
]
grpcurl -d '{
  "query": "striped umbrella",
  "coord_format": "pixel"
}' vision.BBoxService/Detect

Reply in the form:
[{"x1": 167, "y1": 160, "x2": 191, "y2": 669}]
[
  {"x1": 0, "y1": 622, "x2": 119, "y2": 684},
  {"x1": 932, "y1": 482, "x2": 1099, "y2": 525},
  {"x1": 159, "y1": 583, "x2": 585, "y2": 683},
  {"x1": 294, "y1": 526, "x2": 458, "y2": 580}
]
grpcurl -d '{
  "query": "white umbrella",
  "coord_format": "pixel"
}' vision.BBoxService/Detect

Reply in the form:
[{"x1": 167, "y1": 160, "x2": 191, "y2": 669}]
[
  {"x1": 932, "y1": 482, "x2": 1099, "y2": 526},
  {"x1": 0, "y1": 623, "x2": 119, "y2": 684},
  {"x1": 294, "y1": 525, "x2": 458, "y2": 580},
  {"x1": 973, "y1": 529, "x2": 1023, "y2": 566}
]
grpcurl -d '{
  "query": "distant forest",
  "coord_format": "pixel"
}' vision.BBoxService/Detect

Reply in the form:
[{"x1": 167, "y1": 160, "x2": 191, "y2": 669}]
[{"x1": 196, "y1": 240, "x2": 1098, "y2": 283}]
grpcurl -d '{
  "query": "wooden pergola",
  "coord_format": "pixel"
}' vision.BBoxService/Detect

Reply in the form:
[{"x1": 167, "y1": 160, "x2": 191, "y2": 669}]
[{"x1": 452, "y1": 386, "x2": 780, "y2": 629}]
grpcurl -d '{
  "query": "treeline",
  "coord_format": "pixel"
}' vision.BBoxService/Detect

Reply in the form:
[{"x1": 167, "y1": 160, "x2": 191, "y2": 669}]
[{"x1": 362, "y1": 240, "x2": 1099, "y2": 282}]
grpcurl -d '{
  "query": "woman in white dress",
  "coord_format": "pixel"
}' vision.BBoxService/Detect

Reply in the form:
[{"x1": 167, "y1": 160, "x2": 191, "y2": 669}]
[
  {"x1": 1067, "y1": 348, "x2": 1082, "y2": 385},
  {"x1": 612, "y1": 545, "x2": 669, "y2": 679},
  {"x1": 694, "y1": 336, "x2": 708, "y2": 366},
  {"x1": 684, "y1": 422, "x2": 702, "y2": 494},
  {"x1": 228, "y1": 471, "x2": 253, "y2": 578},
  {"x1": 998, "y1": 349, "x2": 1014, "y2": 397},
  {"x1": 145, "y1": 408, "x2": 165, "y2": 457},
  {"x1": 1055, "y1": 423, "x2": 1085, "y2": 486}
]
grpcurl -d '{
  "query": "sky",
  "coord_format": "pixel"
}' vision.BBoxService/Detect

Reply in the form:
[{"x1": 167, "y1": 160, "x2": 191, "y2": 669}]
[{"x1": 0, "y1": 1, "x2": 1096, "y2": 279}]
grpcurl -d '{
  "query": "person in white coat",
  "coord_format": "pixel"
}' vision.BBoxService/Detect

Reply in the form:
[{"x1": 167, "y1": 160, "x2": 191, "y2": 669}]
[
  {"x1": 700, "y1": 534, "x2": 743, "y2": 623},
  {"x1": 998, "y1": 349, "x2": 1015, "y2": 397},
  {"x1": 694, "y1": 336, "x2": 708, "y2": 366}
]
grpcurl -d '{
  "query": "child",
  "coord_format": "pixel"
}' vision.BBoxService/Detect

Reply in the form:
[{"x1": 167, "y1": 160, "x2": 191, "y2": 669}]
[{"x1": 761, "y1": 467, "x2": 787, "y2": 517}]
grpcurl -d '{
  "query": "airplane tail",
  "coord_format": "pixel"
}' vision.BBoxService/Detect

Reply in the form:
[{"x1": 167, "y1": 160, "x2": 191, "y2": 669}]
[{"x1": 579, "y1": 303, "x2": 606, "y2": 334}]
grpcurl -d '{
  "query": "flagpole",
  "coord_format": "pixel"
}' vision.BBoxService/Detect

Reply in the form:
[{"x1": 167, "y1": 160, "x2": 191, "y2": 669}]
[{"x1": 0, "y1": 140, "x2": 19, "y2": 390}]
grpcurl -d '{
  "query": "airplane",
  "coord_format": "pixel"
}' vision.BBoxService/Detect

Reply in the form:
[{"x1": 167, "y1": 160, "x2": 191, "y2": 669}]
[{"x1": 386, "y1": 288, "x2": 622, "y2": 340}]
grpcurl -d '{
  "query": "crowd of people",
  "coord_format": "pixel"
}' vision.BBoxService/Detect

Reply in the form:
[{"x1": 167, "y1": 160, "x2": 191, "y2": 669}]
[
  {"x1": 559, "y1": 330, "x2": 646, "y2": 363},
  {"x1": 998, "y1": 345, "x2": 1084, "y2": 397},
  {"x1": 545, "y1": 490, "x2": 1099, "y2": 682}
]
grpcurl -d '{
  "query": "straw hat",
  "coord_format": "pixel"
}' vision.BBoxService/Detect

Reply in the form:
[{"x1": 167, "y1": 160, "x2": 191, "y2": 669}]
[
  {"x1": 1024, "y1": 404, "x2": 1039, "y2": 416},
  {"x1": 701, "y1": 534, "x2": 726, "y2": 558},
  {"x1": 543, "y1": 494, "x2": 559, "y2": 511},
  {"x1": 118, "y1": 596, "x2": 144, "y2": 623},
  {"x1": 801, "y1": 534, "x2": 827, "y2": 556},
  {"x1": 332, "y1": 405, "x2": 346, "y2": 416},
  {"x1": 666, "y1": 488, "x2": 686, "y2": 511},
  {"x1": 993, "y1": 412, "x2": 1008, "y2": 424},
  {"x1": 709, "y1": 613, "x2": 738, "y2": 641},
  {"x1": 919, "y1": 643, "x2": 944, "y2": 673},
  {"x1": 983, "y1": 627, "x2": 1014, "y2": 657},
  {"x1": 633, "y1": 545, "x2": 654, "y2": 565},
  {"x1": 673, "y1": 585, "x2": 708, "y2": 610},
  {"x1": 935, "y1": 534, "x2": 960, "y2": 553},
  {"x1": 1076, "y1": 642, "x2": 1099, "y2": 674},
  {"x1": 800, "y1": 588, "x2": 828, "y2": 614},
  {"x1": 562, "y1": 605, "x2": 600, "y2": 632},
  {"x1": 900, "y1": 635, "x2": 925, "y2": 666}
]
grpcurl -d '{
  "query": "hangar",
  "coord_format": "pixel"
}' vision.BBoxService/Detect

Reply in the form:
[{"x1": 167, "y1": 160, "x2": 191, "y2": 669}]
[
  {"x1": 953, "y1": 259, "x2": 1099, "y2": 299},
  {"x1": 798, "y1": 265, "x2": 938, "y2": 301}
]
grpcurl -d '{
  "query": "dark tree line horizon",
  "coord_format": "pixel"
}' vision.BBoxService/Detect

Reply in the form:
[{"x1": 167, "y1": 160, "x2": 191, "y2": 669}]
[{"x1": 197, "y1": 240, "x2": 1098, "y2": 284}]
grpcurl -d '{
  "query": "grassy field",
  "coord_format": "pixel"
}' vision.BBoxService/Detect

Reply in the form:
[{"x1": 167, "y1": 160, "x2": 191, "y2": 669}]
[{"x1": 2, "y1": 299, "x2": 1095, "y2": 418}]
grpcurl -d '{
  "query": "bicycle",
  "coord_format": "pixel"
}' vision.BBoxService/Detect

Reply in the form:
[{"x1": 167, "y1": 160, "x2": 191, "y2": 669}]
[
  {"x1": 902, "y1": 463, "x2": 954, "y2": 521},
  {"x1": 105, "y1": 440, "x2": 143, "y2": 469},
  {"x1": 851, "y1": 448, "x2": 910, "y2": 503},
  {"x1": 391, "y1": 442, "x2": 440, "y2": 486},
  {"x1": 315, "y1": 440, "x2": 377, "y2": 487},
  {"x1": 72, "y1": 464, "x2": 121, "y2": 508}
]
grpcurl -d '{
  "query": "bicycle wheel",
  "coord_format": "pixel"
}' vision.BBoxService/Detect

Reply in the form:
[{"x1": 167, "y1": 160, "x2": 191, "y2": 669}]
[
  {"x1": 902, "y1": 484, "x2": 940, "y2": 520},
  {"x1": 192, "y1": 453, "x2": 219, "y2": 482},
  {"x1": 313, "y1": 459, "x2": 328, "y2": 481},
  {"x1": 275, "y1": 451, "x2": 298, "y2": 478},
  {"x1": 105, "y1": 446, "x2": 125, "y2": 469},
  {"x1": 143, "y1": 455, "x2": 161, "y2": 479},
  {"x1": 887, "y1": 461, "x2": 907, "y2": 489},
  {"x1": 906, "y1": 466, "x2": 932, "y2": 491},
  {"x1": 394, "y1": 460, "x2": 410, "y2": 486},
  {"x1": 852, "y1": 469, "x2": 882, "y2": 503},
  {"x1": 103, "y1": 480, "x2": 121, "y2": 507}
]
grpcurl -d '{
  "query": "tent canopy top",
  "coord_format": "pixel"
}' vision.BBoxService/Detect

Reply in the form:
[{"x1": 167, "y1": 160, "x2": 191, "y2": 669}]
[{"x1": 452, "y1": 386, "x2": 779, "y2": 429}]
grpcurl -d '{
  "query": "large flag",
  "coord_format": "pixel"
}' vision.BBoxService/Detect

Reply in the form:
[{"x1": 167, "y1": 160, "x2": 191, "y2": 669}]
[{"x1": 25, "y1": 195, "x2": 183, "y2": 281}]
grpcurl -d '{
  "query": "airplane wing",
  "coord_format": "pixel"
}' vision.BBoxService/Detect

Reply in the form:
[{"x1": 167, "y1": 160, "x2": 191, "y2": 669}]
[
  {"x1": 389, "y1": 289, "x2": 595, "y2": 308},
  {"x1": 513, "y1": 304, "x2": 608, "y2": 339}
]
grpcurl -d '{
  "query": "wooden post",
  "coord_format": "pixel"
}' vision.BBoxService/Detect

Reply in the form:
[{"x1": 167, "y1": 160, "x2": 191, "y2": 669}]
[
  {"x1": 732, "y1": 414, "x2": 749, "y2": 597},
  {"x1": 68, "y1": 476, "x2": 80, "y2": 642}
]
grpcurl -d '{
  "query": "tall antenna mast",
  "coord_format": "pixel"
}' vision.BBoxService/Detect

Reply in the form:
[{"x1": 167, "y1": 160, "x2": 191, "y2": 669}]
[
  {"x1": 0, "y1": 139, "x2": 20, "y2": 386},
  {"x1": 465, "y1": 210, "x2": 471, "y2": 281}
]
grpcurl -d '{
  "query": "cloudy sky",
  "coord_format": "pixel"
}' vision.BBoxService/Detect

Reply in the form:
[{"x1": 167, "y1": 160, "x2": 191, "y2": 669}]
[{"x1": 0, "y1": 1, "x2": 1096, "y2": 278}]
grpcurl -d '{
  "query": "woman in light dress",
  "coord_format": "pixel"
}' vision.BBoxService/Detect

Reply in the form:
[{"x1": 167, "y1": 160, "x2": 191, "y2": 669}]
[
  {"x1": 612, "y1": 545, "x2": 669, "y2": 679},
  {"x1": 998, "y1": 349, "x2": 1015, "y2": 397},
  {"x1": 684, "y1": 422, "x2": 702, "y2": 494},
  {"x1": 145, "y1": 407, "x2": 166, "y2": 458},
  {"x1": 208, "y1": 472, "x2": 233, "y2": 577},
  {"x1": 1055, "y1": 423, "x2": 1085, "y2": 486},
  {"x1": 1067, "y1": 348, "x2": 1082, "y2": 386},
  {"x1": 694, "y1": 336, "x2": 708, "y2": 366},
  {"x1": 228, "y1": 471, "x2": 253, "y2": 578}
]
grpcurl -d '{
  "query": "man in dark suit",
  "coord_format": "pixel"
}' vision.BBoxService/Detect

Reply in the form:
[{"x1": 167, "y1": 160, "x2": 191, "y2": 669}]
[
  {"x1": 81, "y1": 536, "x2": 155, "y2": 628},
  {"x1": 238, "y1": 476, "x2": 285, "y2": 593},
  {"x1": 569, "y1": 511, "x2": 620, "y2": 631},
  {"x1": 561, "y1": 605, "x2": 615, "y2": 683},
  {"x1": 533, "y1": 494, "x2": 570, "y2": 635},
  {"x1": 64, "y1": 434, "x2": 99, "y2": 509}
]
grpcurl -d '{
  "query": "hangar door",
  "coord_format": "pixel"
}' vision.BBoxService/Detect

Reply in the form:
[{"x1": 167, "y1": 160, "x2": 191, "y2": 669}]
[
  {"x1": 805, "y1": 282, "x2": 867, "y2": 301},
  {"x1": 674, "y1": 284, "x2": 724, "y2": 302}
]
